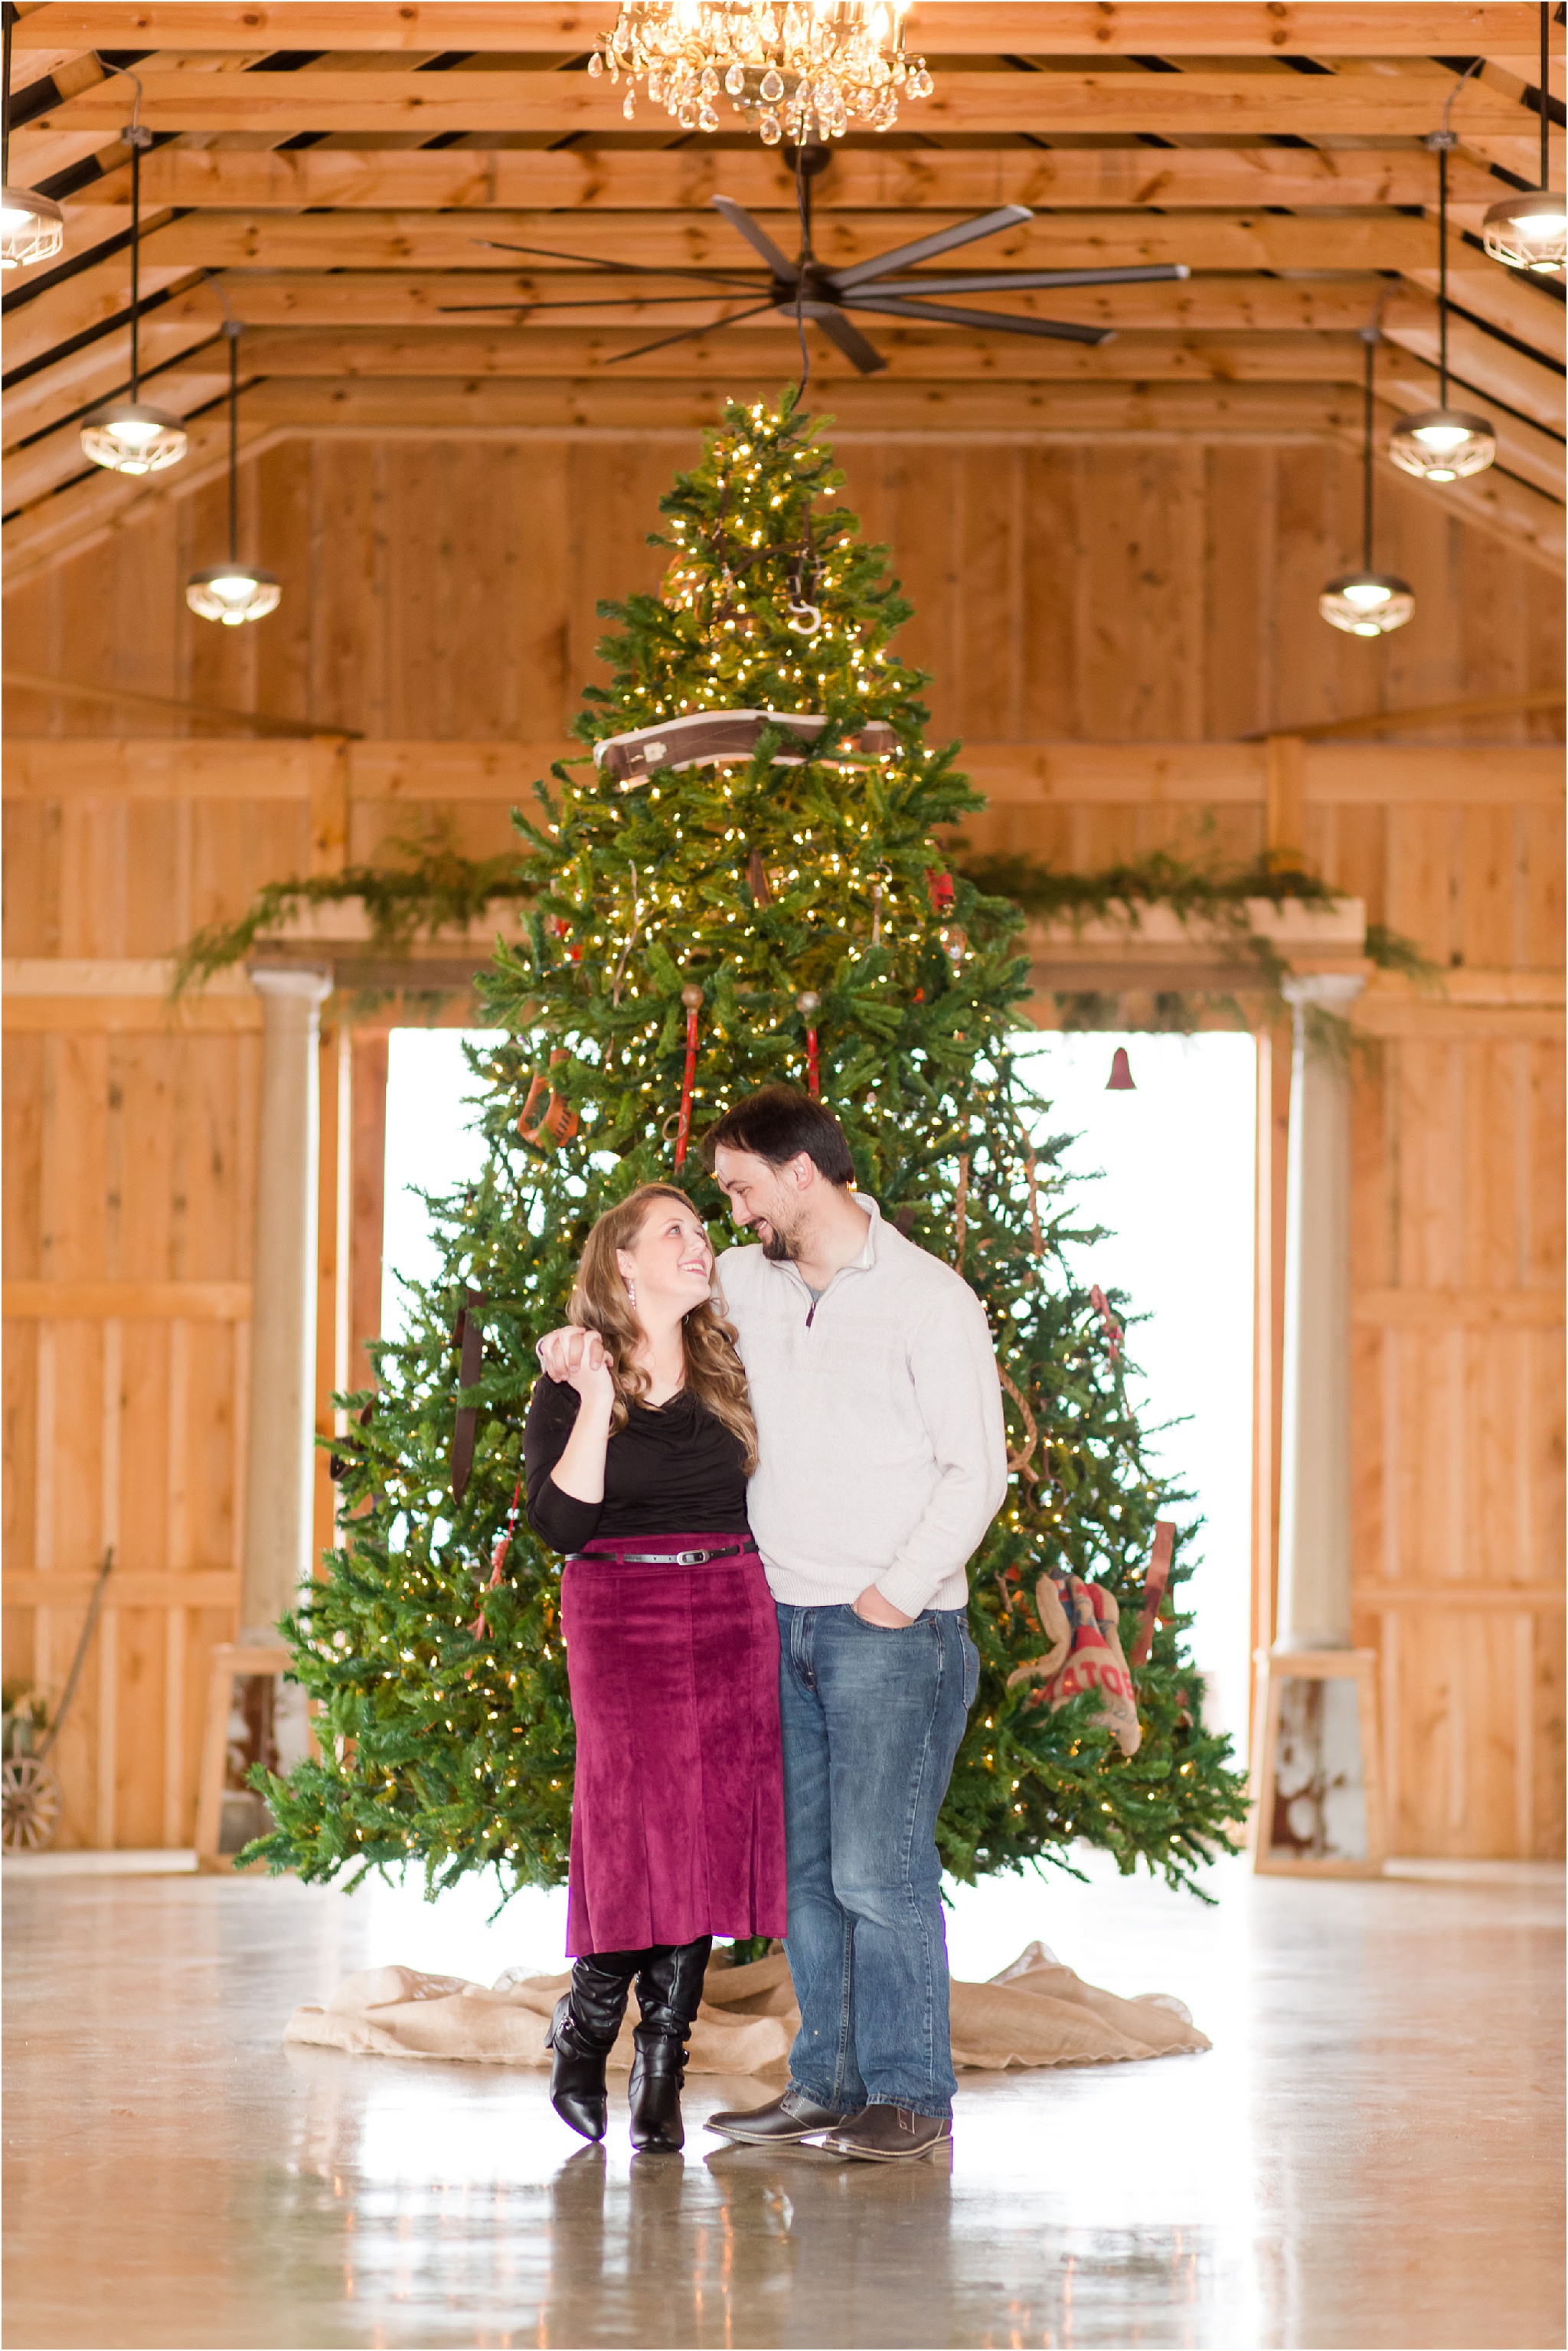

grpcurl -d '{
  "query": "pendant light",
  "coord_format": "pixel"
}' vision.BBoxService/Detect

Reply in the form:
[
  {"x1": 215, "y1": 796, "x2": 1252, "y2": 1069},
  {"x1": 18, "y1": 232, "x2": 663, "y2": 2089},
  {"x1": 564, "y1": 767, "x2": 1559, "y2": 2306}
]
[
  {"x1": 1483, "y1": 5, "x2": 1566, "y2": 273},
  {"x1": 1320, "y1": 328, "x2": 1415, "y2": 639},
  {"x1": 185, "y1": 320, "x2": 279, "y2": 626},
  {"x1": 0, "y1": 5, "x2": 64, "y2": 270},
  {"x1": 79, "y1": 79, "x2": 186, "y2": 477},
  {"x1": 1390, "y1": 129, "x2": 1495, "y2": 482}
]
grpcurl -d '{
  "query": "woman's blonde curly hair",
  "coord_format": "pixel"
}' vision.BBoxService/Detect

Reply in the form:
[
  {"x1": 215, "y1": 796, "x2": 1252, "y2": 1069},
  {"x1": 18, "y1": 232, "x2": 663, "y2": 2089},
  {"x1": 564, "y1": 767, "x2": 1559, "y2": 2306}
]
[{"x1": 567, "y1": 1182, "x2": 758, "y2": 1473}]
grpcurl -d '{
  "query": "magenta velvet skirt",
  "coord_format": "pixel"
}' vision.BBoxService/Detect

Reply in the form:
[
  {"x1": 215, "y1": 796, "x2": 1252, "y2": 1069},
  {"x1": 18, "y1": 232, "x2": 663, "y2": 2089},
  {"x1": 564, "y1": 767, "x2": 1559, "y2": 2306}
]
[{"x1": 560, "y1": 1530, "x2": 788, "y2": 1957}]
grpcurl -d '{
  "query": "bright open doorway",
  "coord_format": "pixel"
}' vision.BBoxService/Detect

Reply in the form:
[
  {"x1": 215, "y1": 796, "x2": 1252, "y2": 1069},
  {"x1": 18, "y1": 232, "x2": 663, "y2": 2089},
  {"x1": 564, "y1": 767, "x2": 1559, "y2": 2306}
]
[{"x1": 381, "y1": 1025, "x2": 1257, "y2": 1754}]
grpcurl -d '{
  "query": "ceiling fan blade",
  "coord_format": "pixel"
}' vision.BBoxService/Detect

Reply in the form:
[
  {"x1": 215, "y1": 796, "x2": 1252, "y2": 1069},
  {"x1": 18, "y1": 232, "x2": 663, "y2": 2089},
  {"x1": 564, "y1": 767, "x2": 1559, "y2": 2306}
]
[
  {"x1": 711, "y1": 196, "x2": 801, "y2": 283},
  {"x1": 843, "y1": 293, "x2": 1112, "y2": 346},
  {"x1": 865, "y1": 263, "x2": 1191, "y2": 296},
  {"x1": 809, "y1": 309, "x2": 888, "y2": 375},
  {"x1": 831, "y1": 204, "x2": 1033, "y2": 291},
  {"x1": 602, "y1": 301, "x2": 778, "y2": 365},
  {"x1": 477, "y1": 237, "x2": 763, "y2": 289}
]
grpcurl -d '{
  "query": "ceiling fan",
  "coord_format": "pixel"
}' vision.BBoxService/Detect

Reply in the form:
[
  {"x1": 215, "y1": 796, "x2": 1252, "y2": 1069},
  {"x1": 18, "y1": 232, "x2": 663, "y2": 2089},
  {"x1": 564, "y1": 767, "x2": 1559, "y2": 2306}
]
[{"x1": 439, "y1": 149, "x2": 1188, "y2": 374}]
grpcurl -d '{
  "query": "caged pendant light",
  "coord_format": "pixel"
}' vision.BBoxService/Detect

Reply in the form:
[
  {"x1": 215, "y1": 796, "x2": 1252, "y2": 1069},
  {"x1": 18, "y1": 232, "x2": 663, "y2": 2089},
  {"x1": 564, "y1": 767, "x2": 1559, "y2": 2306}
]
[
  {"x1": 186, "y1": 320, "x2": 279, "y2": 626},
  {"x1": 0, "y1": 4, "x2": 64, "y2": 270},
  {"x1": 79, "y1": 74, "x2": 186, "y2": 476},
  {"x1": 1320, "y1": 328, "x2": 1415, "y2": 639},
  {"x1": 1483, "y1": 3, "x2": 1566, "y2": 273},
  {"x1": 1390, "y1": 126, "x2": 1495, "y2": 482}
]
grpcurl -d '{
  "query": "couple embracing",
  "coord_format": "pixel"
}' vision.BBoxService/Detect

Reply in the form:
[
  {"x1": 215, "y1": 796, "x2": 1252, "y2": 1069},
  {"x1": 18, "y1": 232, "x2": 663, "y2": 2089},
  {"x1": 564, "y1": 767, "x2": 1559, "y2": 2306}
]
[{"x1": 524, "y1": 1086, "x2": 1007, "y2": 2160}]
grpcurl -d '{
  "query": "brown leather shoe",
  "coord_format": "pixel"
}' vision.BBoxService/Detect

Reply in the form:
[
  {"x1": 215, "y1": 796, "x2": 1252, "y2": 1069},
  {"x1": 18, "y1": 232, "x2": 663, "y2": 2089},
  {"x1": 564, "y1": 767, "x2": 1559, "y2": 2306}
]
[
  {"x1": 704, "y1": 2088, "x2": 859, "y2": 2144},
  {"x1": 818, "y1": 2104, "x2": 952, "y2": 2162}
]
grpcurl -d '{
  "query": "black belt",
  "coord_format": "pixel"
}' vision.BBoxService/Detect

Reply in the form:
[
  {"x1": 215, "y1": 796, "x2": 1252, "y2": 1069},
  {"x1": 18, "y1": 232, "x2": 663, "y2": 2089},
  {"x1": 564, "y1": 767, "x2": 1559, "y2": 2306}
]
[{"x1": 568, "y1": 1542, "x2": 750, "y2": 1568}]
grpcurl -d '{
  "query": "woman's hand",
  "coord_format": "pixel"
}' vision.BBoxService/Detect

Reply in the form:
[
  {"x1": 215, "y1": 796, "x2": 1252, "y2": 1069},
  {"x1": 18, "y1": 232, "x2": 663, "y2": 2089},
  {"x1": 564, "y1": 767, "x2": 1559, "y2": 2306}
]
[{"x1": 559, "y1": 1329, "x2": 615, "y2": 1414}]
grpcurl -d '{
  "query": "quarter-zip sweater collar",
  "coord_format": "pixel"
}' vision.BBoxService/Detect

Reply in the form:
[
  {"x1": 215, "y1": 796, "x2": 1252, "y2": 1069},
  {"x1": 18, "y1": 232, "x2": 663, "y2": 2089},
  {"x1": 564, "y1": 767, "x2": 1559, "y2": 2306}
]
[{"x1": 716, "y1": 1193, "x2": 1008, "y2": 1619}]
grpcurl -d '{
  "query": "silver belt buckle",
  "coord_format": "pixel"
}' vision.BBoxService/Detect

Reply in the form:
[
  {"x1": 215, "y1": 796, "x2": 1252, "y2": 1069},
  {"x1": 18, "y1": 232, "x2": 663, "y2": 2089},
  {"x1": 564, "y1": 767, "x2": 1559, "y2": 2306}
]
[{"x1": 675, "y1": 1548, "x2": 706, "y2": 1566}]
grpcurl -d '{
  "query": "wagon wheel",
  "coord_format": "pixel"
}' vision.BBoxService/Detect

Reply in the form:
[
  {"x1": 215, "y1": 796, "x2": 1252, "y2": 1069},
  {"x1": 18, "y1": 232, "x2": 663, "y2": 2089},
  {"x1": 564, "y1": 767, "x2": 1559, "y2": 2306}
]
[{"x1": 2, "y1": 1756, "x2": 63, "y2": 1853}]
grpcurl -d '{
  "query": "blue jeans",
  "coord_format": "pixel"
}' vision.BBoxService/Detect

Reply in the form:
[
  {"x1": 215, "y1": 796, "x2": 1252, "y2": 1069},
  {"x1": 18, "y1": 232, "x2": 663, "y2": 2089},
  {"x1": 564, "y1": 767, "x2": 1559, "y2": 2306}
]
[{"x1": 776, "y1": 1602, "x2": 980, "y2": 2120}]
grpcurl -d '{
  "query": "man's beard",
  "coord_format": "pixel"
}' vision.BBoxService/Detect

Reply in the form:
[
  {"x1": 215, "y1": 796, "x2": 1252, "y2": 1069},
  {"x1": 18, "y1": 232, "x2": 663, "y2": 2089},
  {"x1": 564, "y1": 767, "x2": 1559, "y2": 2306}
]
[{"x1": 760, "y1": 1220, "x2": 795, "y2": 1264}]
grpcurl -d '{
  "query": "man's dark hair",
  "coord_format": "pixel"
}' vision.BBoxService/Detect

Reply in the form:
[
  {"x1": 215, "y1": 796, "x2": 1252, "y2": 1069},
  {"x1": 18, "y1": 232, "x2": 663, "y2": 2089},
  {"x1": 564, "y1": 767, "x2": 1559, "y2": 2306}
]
[{"x1": 700, "y1": 1086, "x2": 855, "y2": 1185}]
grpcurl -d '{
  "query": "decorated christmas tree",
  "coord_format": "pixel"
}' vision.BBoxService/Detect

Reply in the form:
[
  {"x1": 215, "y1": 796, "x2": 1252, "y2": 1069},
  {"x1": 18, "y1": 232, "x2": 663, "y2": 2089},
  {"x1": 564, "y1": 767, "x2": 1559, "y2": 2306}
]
[{"x1": 250, "y1": 390, "x2": 1249, "y2": 1908}]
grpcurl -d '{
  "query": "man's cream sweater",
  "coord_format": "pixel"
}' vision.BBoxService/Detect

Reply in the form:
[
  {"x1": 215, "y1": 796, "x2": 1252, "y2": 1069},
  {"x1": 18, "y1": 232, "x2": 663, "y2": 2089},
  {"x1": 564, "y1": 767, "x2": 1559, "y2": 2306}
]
[{"x1": 717, "y1": 1192, "x2": 1008, "y2": 1618}]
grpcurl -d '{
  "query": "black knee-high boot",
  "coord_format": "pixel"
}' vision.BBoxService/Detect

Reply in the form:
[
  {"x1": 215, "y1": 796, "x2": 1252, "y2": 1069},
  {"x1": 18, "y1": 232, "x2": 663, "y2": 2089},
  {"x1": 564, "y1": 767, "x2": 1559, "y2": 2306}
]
[
  {"x1": 628, "y1": 1937, "x2": 711, "y2": 2154},
  {"x1": 547, "y1": 1954, "x2": 638, "y2": 2142}
]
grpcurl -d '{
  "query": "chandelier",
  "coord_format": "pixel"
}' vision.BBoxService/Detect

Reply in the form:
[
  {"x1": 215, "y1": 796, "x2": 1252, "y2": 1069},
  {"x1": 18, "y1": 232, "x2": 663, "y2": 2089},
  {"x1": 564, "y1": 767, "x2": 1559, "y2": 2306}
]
[
  {"x1": 590, "y1": 2, "x2": 931, "y2": 144},
  {"x1": 186, "y1": 322, "x2": 280, "y2": 627},
  {"x1": 1319, "y1": 328, "x2": 1414, "y2": 639},
  {"x1": 1388, "y1": 126, "x2": 1494, "y2": 483},
  {"x1": 0, "y1": 9, "x2": 64, "y2": 270},
  {"x1": 1482, "y1": 5, "x2": 1565, "y2": 273}
]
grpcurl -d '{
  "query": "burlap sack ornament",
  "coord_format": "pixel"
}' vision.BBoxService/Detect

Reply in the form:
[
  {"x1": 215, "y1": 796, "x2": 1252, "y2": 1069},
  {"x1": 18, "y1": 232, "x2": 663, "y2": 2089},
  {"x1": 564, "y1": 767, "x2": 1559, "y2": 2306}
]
[{"x1": 1006, "y1": 1570, "x2": 1142, "y2": 1756}]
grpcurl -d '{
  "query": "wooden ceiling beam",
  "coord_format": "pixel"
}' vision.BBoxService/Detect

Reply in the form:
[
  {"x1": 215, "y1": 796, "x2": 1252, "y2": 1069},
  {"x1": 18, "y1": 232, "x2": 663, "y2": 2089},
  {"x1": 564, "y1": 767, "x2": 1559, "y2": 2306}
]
[
  {"x1": 129, "y1": 206, "x2": 1489, "y2": 276},
  {"x1": 128, "y1": 142, "x2": 1505, "y2": 217},
  {"x1": 149, "y1": 321, "x2": 1387, "y2": 384},
  {"x1": 28, "y1": 68, "x2": 1539, "y2": 139},
  {"x1": 12, "y1": 3, "x2": 1547, "y2": 57}
]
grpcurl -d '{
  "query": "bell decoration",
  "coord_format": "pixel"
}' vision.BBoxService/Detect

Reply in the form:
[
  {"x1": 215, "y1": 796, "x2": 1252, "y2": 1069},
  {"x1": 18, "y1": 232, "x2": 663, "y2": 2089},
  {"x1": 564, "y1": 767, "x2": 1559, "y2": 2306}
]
[{"x1": 1106, "y1": 1046, "x2": 1135, "y2": 1091}]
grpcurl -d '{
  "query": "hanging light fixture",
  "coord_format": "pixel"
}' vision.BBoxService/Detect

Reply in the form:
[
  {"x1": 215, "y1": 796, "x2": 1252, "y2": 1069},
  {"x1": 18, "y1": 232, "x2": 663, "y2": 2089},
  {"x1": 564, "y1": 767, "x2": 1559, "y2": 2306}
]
[
  {"x1": 1390, "y1": 126, "x2": 1495, "y2": 482},
  {"x1": 590, "y1": 2, "x2": 931, "y2": 145},
  {"x1": 1320, "y1": 327, "x2": 1416, "y2": 639},
  {"x1": 1483, "y1": 4, "x2": 1566, "y2": 273},
  {"x1": 79, "y1": 76, "x2": 185, "y2": 476},
  {"x1": 0, "y1": 5, "x2": 64, "y2": 269},
  {"x1": 186, "y1": 320, "x2": 278, "y2": 626}
]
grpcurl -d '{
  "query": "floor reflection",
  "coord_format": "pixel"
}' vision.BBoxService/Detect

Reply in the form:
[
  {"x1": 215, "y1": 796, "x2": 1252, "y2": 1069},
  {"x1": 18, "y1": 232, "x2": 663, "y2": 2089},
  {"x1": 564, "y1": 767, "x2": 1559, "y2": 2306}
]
[{"x1": 4, "y1": 1862, "x2": 1561, "y2": 2349}]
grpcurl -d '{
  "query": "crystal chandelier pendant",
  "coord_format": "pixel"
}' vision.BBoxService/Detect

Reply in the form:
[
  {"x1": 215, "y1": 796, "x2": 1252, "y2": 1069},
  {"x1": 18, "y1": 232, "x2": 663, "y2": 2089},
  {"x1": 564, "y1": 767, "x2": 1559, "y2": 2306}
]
[
  {"x1": 593, "y1": 1, "x2": 931, "y2": 141},
  {"x1": 1387, "y1": 407, "x2": 1497, "y2": 482},
  {"x1": 79, "y1": 399, "x2": 188, "y2": 476},
  {"x1": 185, "y1": 564, "x2": 282, "y2": 626},
  {"x1": 1318, "y1": 572, "x2": 1416, "y2": 638},
  {"x1": 0, "y1": 185, "x2": 64, "y2": 270}
]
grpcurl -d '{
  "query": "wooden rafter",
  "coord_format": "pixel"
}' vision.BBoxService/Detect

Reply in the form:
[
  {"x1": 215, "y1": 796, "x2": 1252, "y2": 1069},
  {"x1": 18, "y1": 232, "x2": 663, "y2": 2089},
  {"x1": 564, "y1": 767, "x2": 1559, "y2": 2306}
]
[
  {"x1": 2, "y1": 1, "x2": 1560, "y2": 571},
  {"x1": 8, "y1": 3, "x2": 1550, "y2": 56}
]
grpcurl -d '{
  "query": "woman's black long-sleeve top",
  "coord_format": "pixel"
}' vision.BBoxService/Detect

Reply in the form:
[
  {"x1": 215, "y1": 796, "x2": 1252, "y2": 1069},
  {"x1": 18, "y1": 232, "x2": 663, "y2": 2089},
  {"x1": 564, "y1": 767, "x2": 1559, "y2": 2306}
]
[{"x1": 523, "y1": 1374, "x2": 751, "y2": 1554}]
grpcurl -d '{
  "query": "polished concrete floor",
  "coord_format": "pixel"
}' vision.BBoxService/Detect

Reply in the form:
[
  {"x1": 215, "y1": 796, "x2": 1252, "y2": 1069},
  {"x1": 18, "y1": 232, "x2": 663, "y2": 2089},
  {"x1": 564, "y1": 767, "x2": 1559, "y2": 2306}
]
[{"x1": 4, "y1": 1853, "x2": 1562, "y2": 2351}]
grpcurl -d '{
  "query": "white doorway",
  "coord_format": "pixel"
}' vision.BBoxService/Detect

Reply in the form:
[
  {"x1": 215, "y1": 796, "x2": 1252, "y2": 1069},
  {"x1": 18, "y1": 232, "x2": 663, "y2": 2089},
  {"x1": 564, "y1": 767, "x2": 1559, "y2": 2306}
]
[{"x1": 1011, "y1": 1030, "x2": 1257, "y2": 1755}]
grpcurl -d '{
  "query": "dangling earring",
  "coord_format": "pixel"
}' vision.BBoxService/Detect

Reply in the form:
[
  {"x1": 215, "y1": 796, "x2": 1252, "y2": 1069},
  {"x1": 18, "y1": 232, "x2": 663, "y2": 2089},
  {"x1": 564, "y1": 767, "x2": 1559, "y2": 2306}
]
[{"x1": 625, "y1": 1279, "x2": 637, "y2": 1310}]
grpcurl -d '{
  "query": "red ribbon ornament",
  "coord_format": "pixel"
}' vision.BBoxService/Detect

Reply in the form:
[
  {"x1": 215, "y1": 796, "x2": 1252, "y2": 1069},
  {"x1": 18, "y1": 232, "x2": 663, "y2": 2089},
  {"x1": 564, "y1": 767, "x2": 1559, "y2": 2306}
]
[
  {"x1": 468, "y1": 1470, "x2": 524, "y2": 1643},
  {"x1": 673, "y1": 984, "x2": 703, "y2": 1168},
  {"x1": 1130, "y1": 1519, "x2": 1176, "y2": 1669},
  {"x1": 1089, "y1": 1283, "x2": 1123, "y2": 1366},
  {"x1": 797, "y1": 989, "x2": 822, "y2": 1099}
]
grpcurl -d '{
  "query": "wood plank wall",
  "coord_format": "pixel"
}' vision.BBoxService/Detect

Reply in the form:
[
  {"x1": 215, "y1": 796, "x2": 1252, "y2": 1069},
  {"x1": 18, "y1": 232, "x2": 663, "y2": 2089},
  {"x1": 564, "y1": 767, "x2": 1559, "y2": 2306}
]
[{"x1": 4, "y1": 429, "x2": 1563, "y2": 1856}]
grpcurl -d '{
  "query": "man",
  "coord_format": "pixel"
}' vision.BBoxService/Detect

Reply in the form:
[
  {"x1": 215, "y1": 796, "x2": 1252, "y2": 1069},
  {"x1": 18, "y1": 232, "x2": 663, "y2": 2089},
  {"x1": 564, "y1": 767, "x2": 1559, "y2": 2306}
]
[{"x1": 540, "y1": 1085, "x2": 1006, "y2": 2160}]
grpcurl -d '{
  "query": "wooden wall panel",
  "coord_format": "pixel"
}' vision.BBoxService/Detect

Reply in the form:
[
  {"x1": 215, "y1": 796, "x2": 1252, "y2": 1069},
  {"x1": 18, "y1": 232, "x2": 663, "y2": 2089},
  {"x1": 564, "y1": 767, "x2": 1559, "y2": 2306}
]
[{"x1": 3, "y1": 426, "x2": 1561, "y2": 1852}]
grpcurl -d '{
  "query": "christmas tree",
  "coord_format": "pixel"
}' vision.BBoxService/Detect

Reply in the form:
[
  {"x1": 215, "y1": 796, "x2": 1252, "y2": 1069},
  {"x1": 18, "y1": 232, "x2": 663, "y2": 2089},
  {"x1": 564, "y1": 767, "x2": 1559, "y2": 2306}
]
[{"x1": 250, "y1": 390, "x2": 1249, "y2": 1908}]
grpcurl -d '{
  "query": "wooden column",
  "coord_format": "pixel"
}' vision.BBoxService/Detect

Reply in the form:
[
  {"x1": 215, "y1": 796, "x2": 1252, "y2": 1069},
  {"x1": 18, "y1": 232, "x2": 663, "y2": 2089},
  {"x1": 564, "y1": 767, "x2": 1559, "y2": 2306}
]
[
  {"x1": 240, "y1": 967, "x2": 332, "y2": 1640},
  {"x1": 1276, "y1": 973, "x2": 1367, "y2": 1650}
]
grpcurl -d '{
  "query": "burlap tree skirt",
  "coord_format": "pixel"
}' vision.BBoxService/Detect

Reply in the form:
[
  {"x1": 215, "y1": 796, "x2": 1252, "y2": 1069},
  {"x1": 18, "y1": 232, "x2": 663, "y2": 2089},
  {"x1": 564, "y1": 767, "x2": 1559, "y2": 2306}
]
[{"x1": 285, "y1": 1941, "x2": 1208, "y2": 2073}]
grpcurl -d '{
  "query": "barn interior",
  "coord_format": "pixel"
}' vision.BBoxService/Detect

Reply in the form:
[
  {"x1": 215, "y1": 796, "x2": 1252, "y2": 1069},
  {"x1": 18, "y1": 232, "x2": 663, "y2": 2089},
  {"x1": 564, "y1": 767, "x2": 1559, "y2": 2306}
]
[{"x1": 2, "y1": 7, "x2": 1563, "y2": 2348}]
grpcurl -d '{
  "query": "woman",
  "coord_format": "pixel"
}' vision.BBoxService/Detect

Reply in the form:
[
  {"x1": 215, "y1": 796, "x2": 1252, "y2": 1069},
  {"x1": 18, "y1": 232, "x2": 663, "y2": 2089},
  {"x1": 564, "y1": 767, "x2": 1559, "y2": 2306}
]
[{"x1": 524, "y1": 1182, "x2": 786, "y2": 2155}]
